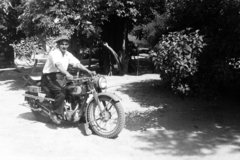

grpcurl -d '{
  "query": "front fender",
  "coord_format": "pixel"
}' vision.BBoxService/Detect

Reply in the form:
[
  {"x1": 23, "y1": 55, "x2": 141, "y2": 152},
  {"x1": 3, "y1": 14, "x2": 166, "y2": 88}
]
[
  {"x1": 97, "y1": 92, "x2": 122, "y2": 102},
  {"x1": 85, "y1": 92, "x2": 121, "y2": 113}
]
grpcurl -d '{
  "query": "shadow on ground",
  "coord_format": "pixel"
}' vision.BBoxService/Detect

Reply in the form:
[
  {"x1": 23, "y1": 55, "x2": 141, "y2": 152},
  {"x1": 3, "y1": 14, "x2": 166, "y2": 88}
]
[
  {"x1": 3, "y1": 67, "x2": 240, "y2": 157},
  {"x1": 0, "y1": 71, "x2": 27, "y2": 90},
  {"x1": 117, "y1": 79, "x2": 240, "y2": 156},
  {"x1": 18, "y1": 111, "x2": 88, "y2": 135}
]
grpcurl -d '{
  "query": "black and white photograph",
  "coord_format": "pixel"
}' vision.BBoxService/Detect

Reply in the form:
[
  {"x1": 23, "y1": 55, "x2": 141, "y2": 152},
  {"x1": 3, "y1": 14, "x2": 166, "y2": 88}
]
[{"x1": 0, "y1": 0, "x2": 240, "y2": 160}]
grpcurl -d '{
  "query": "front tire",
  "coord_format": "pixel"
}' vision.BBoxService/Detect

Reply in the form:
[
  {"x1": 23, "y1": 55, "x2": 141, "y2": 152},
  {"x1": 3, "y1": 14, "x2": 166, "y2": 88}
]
[{"x1": 87, "y1": 96, "x2": 125, "y2": 138}]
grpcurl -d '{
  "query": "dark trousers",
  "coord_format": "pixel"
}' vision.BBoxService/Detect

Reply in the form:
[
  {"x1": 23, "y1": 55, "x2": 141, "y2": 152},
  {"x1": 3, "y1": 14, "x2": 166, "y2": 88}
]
[{"x1": 42, "y1": 73, "x2": 66, "y2": 111}]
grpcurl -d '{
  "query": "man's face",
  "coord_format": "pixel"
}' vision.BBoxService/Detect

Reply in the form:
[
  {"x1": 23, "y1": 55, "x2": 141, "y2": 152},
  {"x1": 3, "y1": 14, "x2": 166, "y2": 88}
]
[{"x1": 58, "y1": 40, "x2": 69, "y2": 53}]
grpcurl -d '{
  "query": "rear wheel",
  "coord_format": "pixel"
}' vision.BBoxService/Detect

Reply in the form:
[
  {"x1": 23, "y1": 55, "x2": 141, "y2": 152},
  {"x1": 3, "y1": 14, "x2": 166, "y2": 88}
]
[{"x1": 87, "y1": 96, "x2": 125, "y2": 138}]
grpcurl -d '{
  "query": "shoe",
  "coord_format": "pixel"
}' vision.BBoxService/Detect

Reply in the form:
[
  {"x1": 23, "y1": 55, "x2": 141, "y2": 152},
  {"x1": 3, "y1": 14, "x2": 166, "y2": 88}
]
[
  {"x1": 49, "y1": 112, "x2": 61, "y2": 124},
  {"x1": 54, "y1": 104, "x2": 64, "y2": 115}
]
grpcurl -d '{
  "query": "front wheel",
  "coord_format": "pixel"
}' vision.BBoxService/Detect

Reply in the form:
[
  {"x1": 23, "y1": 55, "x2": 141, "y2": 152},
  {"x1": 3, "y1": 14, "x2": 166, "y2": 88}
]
[{"x1": 87, "y1": 96, "x2": 125, "y2": 138}]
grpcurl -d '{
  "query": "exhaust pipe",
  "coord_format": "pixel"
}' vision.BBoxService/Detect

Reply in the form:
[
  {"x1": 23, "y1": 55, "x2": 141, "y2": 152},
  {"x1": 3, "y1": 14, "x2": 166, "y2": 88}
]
[
  {"x1": 23, "y1": 94, "x2": 52, "y2": 116},
  {"x1": 23, "y1": 94, "x2": 55, "y2": 101}
]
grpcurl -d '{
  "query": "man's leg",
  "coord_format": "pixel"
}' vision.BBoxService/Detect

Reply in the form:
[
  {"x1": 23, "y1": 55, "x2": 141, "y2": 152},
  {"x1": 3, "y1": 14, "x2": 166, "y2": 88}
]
[
  {"x1": 45, "y1": 78, "x2": 66, "y2": 124},
  {"x1": 47, "y1": 79, "x2": 66, "y2": 110}
]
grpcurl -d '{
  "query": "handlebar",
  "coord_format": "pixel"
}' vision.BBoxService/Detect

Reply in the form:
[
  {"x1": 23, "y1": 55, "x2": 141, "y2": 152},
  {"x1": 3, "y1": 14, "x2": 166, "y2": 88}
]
[
  {"x1": 71, "y1": 76, "x2": 91, "y2": 83},
  {"x1": 70, "y1": 74, "x2": 99, "y2": 83}
]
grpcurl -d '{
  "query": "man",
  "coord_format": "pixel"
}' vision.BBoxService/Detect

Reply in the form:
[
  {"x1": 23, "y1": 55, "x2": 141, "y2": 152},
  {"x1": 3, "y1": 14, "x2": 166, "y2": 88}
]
[{"x1": 42, "y1": 35, "x2": 94, "y2": 124}]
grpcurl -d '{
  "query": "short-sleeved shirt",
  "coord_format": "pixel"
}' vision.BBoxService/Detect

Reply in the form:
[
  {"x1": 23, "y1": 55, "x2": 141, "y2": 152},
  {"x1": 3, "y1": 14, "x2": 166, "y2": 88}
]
[{"x1": 43, "y1": 48, "x2": 80, "y2": 74}]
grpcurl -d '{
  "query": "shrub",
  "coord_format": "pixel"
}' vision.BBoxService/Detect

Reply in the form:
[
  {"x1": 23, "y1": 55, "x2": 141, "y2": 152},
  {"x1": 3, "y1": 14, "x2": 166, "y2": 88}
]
[{"x1": 151, "y1": 29, "x2": 206, "y2": 95}]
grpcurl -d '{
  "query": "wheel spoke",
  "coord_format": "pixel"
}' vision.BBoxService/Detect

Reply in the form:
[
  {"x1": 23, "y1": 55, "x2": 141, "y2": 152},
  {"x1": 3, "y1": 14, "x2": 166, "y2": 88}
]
[
  {"x1": 102, "y1": 121, "x2": 109, "y2": 130},
  {"x1": 107, "y1": 119, "x2": 115, "y2": 128},
  {"x1": 103, "y1": 99, "x2": 113, "y2": 111},
  {"x1": 106, "y1": 121, "x2": 113, "y2": 131},
  {"x1": 97, "y1": 120, "x2": 104, "y2": 129},
  {"x1": 106, "y1": 104, "x2": 113, "y2": 111},
  {"x1": 100, "y1": 120, "x2": 113, "y2": 131},
  {"x1": 110, "y1": 109, "x2": 117, "y2": 115},
  {"x1": 94, "y1": 117, "x2": 117, "y2": 132},
  {"x1": 95, "y1": 118, "x2": 101, "y2": 122}
]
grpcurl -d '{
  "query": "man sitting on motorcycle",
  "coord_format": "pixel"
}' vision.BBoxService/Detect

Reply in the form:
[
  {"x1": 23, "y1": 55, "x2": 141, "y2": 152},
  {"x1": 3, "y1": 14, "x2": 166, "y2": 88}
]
[{"x1": 42, "y1": 35, "x2": 95, "y2": 124}]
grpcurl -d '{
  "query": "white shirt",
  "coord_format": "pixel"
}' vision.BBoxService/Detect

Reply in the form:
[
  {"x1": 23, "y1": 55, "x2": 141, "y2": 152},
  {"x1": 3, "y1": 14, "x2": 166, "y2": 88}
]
[{"x1": 43, "y1": 48, "x2": 80, "y2": 74}]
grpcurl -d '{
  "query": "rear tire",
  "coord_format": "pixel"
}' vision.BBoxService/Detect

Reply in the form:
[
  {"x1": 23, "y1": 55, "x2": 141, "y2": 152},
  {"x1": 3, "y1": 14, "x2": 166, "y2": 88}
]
[{"x1": 87, "y1": 96, "x2": 125, "y2": 138}]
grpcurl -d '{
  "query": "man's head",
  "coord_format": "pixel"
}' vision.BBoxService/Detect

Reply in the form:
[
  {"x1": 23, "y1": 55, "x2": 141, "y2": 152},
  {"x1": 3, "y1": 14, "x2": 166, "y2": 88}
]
[{"x1": 56, "y1": 35, "x2": 70, "y2": 54}]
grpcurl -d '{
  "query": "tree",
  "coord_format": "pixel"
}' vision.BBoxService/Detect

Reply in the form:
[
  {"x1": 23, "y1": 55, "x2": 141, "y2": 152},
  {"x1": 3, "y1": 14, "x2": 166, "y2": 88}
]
[
  {"x1": 98, "y1": 0, "x2": 166, "y2": 74},
  {"x1": 17, "y1": 0, "x2": 166, "y2": 74},
  {"x1": 0, "y1": 0, "x2": 23, "y2": 65},
  {"x1": 98, "y1": 0, "x2": 140, "y2": 74},
  {"x1": 17, "y1": 0, "x2": 100, "y2": 52}
]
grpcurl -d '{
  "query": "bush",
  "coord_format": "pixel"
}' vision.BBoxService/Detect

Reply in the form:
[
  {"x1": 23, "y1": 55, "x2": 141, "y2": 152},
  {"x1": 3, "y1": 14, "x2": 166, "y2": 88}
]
[{"x1": 151, "y1": 29, "x2": 206, "y2": 95}]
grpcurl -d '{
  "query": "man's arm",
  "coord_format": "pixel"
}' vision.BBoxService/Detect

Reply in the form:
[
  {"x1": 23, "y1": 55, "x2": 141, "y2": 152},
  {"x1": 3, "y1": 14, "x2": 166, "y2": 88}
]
[
  {"x1": 55, "y1": 62, "x2": 73, "y2": 79},
  {"x1": 76, "y1": 63, "x2": 93, "y2": 75},
  {"x1": 68, "y1": 53, "x2": 95, "y2": 76}
]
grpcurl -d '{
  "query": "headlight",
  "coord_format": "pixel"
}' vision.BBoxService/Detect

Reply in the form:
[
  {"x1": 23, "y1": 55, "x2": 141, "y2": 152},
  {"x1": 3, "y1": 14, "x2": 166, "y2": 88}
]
[{"x1": 98, "y1": 76, "x2": 107, "y2": 89}]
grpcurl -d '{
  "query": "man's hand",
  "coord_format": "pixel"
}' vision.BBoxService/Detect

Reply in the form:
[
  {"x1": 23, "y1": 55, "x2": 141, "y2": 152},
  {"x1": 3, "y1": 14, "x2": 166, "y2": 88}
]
[
  {"x1": 66, "y1": 72, "x2": 73, "y2": 80},
  {"x1": 55, "y1": 63, "x2": 73, "y2": 80},
  {"x1": 88, "y1": 71, "x2": 96, "y2": 77},
  {"x1": 76, "y1": 63, "x2": 96, "y2": 77}
]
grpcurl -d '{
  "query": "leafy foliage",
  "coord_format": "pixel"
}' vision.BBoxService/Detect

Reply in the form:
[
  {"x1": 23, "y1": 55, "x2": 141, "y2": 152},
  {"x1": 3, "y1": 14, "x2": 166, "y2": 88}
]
[
  {"x1": 17, "y1": 0, "x2": 101, "y2": 38},
  {"x1": 132, "y1": 11, "x2": 170, "y2": 46},
  {"x1": 16, "y1": 0, "x2": 154, "y2": 74},
  {"x1": 151, "y1": 29, "x2": 206, "y2": 95},
  {"x1": 0, "y1": 0, "x2": 24, "y2": 67},
  {"x1": 199, "y1": 0, "x2": 240, "y2": 89},
  {"x1": 130, "y1": 0, "x2": 166, "y2": 40},
  {"x1": 0, "y1": 0, "x2": 22, "y2": 44},
  {"x1": 145, "y1": 0, "x2": 240, "y2": 96}
]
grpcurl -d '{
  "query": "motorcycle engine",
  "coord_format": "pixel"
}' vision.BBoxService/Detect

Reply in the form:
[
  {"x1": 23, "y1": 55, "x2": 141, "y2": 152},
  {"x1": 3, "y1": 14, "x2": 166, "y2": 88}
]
[
  {"x1": 71, "y1": 85, "x2": 87, "y2": 95},
  {"x1": 72, "y1": 86, "x2": 82, "y2": 94}
]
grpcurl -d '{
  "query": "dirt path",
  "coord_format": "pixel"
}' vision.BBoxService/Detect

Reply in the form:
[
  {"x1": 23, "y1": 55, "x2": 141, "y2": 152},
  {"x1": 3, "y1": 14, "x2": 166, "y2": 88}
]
[{"x1": 0, "y1": 72, "x2": 240, "y2": 160}]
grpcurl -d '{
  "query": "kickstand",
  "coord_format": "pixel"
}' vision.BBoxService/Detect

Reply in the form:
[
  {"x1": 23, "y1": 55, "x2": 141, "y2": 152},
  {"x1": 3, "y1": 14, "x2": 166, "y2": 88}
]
[{"x1": 84, "y1": 123, "x2": 92, "y2": 135}]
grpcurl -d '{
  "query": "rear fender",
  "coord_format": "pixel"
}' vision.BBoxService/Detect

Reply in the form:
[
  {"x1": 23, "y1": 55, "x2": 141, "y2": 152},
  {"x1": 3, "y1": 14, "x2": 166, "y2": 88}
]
[{"x1": 24, "y1": 91, "x2": 37, "y2": 102}]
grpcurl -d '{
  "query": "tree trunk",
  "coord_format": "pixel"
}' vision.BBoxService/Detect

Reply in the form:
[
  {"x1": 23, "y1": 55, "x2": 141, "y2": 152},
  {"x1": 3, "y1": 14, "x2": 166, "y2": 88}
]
[
  {"x1": 120, "y1": 20, "x2": 130, "y2": 75},
  {"x1": 102, "y1": 43, "x2": 122, "y2": 74},
  {"x1": 88, "y1": 46, "x2": 93, "y2": 69},
  {"x1": 101, "y1": 15, "x2": 125, "y2": 75},
  {"x1": 70, "y1": 33, "x2": 81, "y2": 57}
]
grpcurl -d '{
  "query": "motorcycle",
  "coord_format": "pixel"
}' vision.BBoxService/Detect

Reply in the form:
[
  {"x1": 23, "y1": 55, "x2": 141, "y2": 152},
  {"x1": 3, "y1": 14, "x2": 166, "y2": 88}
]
[{"x1": 23, "y1": 74, "x2": 125, "y2": 138}]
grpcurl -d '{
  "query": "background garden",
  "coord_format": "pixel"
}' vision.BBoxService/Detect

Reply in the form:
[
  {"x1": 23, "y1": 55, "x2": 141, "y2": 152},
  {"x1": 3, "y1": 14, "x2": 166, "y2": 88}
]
[{"x1": 1, "y1": 0, "x2": 240, "y2": 98}]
